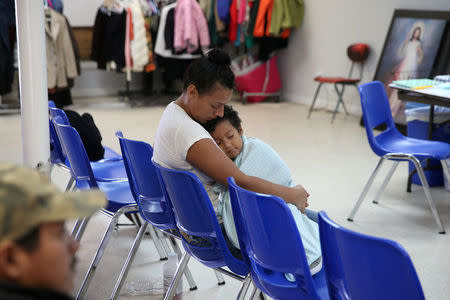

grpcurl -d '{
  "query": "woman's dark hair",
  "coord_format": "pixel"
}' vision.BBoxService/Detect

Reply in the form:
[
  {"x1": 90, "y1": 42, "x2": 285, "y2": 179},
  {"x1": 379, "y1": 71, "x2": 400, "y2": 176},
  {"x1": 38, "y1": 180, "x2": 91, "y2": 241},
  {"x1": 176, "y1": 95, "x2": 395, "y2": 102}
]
[
  {"x1": 14, "y1": 225, "x2": 40, "y2": 252},
  {"x1": 410, "y1": 26, "x2": 421, "y2": 41},
  {"x1": 203, "y1": 105, "x2": 242, "y2": 134},
  {"x1": 183, "y1": 49, "x2": 235, "y2": 94}
]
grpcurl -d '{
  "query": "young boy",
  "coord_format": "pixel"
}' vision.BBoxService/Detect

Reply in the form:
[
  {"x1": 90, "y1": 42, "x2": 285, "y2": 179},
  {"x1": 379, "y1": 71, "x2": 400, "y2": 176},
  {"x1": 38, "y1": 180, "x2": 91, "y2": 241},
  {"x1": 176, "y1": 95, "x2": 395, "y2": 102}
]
[{"x1": 203, "y1": 105, "x2": 322, "y2": 275}]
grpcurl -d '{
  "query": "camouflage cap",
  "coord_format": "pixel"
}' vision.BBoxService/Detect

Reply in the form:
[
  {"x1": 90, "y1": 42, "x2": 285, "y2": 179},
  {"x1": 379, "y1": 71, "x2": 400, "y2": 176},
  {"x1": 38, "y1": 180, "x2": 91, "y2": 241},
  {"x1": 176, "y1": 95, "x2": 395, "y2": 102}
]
[{"x1": 0, "y1": 163, "x2": 106, "y2": 243}]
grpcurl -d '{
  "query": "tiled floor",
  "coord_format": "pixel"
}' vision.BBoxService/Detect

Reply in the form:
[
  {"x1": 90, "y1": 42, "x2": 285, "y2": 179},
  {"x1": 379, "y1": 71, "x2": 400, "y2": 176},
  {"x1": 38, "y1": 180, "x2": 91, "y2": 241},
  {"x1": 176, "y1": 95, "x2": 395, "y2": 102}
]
[{"x1": 1, "y1": 97, "x2": 449, "y2": 299}]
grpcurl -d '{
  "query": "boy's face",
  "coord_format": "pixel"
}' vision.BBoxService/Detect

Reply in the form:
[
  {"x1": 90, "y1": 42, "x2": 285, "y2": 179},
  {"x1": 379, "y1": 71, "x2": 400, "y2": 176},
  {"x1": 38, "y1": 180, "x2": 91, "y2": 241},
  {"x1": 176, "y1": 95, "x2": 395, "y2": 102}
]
[{"x1": 211, "y1": 120, "x2": 243, "y2": 160}]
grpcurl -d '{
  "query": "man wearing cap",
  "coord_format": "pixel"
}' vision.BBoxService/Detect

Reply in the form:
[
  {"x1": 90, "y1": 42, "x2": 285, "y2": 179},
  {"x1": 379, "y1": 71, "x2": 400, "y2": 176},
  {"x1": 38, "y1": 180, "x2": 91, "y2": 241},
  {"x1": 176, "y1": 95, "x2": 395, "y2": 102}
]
[{"x1": 0, "y1": 163, "x2": 105, "y2": 299}]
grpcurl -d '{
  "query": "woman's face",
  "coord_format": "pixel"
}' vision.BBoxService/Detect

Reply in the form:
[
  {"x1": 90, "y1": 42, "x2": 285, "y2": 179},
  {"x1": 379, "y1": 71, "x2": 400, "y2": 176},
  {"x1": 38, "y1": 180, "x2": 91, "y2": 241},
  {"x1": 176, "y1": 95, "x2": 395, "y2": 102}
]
[
  {"x1": 188, "y1": 83, "x2": 233, "y2": 124},
  {"x1": 413, "y1": 27, "x2": 421, "y2": 40},
  {"x1": 211, "y1": 120, "x2": 243, "y2": 160}
]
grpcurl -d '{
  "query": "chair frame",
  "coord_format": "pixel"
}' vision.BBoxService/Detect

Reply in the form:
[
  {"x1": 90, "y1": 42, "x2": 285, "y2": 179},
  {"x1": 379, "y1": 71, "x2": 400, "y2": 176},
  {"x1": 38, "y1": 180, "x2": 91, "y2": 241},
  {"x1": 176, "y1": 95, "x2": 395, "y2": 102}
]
[
  {"x1": 153, "y1": 163, "x2": 255, "y2": 300},
  {"x1": 50, "y1": 117, "x2": 144, "y2": 300},
  {"x1": 110, "y1": 132, "x2": 226, "y2": 300},
  {"x1": 347, "y1": 81, "x2": 450, "y2": 234},
  {"x1": 319, "y1": 211, "x2": 425, "y2": 300},
  {"x1": 227, "y1": 177, "x2": 329, "y2": 300},
  {"x1": 307, "y1": 43, "x2": 370, "y2": 123}
]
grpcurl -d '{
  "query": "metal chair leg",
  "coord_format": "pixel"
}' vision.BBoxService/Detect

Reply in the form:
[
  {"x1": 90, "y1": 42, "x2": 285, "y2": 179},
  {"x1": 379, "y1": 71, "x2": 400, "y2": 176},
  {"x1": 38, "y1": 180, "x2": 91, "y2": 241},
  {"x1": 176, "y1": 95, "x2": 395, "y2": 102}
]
[
  {"x1": 74, "y1": 216, "x2": 91, "y2": 242},
  {"x1": 411, "y1": 157, "x2": 445, "y2": 234},
  {"x1": 148, "y1": 226, "x2": 168, "y2": 260},
  {"x1": 157, "y1": 230, "x2": 172, "y2": 257},
  {"x1": 109, "y1": 222, "x2": 149, "y2": 300},
  {"x1": 214, "y1": 270, "x2": 225, "y2": 285},
  {"x1": 48, "y1": 163, "x2": 54, "y2": 175},
  {"x1": 168, "y1": 236, "x2": 197, "y2": 290},
  {"x1": 76, "y1": 205, "x2": 139, "y2": 299},
  {"x1": 348, "y1": 157, "x2": 386, "y2": 221},
  {"x1": 249, "y1": 285, "x2": 259, "y2": 300},
  {"x1": 236, "y1": 274, "x2": 252, "y2": 300},
  {"x1": 164, "y1": 252, "x2": 191, "y2": 300},
  {"x1": 307, "y1": 83, "x2": 323, "y2": 118},
  {"x1": 71, "y1": 218, "x2": 82, "y2": 238},
  {"x1": 64, "y1": 176, "x2": 75, "y2": 192},
  {"x1": 441, "y1": 160, "x2": 450, "y2": 188},
  {"x1": 373, "y1": 161, "x2": 399, "y2": 204}
]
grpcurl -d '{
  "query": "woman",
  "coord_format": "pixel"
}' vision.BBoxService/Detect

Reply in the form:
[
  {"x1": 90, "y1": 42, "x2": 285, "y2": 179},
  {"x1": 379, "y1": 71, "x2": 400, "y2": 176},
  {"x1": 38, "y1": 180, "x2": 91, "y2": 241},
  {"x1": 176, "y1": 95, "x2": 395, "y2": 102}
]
[{"x1": 153, "y1": 49, "x2": 309, "y2": 219}]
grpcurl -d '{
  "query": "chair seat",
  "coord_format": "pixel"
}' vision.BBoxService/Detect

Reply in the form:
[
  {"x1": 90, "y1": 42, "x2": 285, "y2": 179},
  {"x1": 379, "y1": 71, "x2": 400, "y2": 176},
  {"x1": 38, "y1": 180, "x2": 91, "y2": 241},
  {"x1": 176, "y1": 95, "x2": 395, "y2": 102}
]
[
  {"x1": 314, "y1": 76, "x2": 360, "y2": 84},
  {"x1": 103, "y1": 146, "x2": 122, "y2": 160},
  {"x1": 138, "y1": 195, "x2": 175, "y2": 230},
  {"x1": 77, "y1": 180, "x2": 135, "y2": 213},
  {"x1": 375, "y1": 130, "x2": 450, "y2": 160},
  {"x1": 91, "y1": 160, "x2": 128, "y2": 181},
  {"x1": 253, "y1": 265, "x2": 329, "y2": 300}
]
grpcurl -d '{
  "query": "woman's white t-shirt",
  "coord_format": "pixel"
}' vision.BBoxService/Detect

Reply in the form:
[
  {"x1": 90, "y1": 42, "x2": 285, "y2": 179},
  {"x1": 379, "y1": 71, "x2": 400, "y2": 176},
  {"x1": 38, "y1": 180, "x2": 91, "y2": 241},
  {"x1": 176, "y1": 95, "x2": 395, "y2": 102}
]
[{"x1": 153, "y1": 101, "x2": 220, "y2": 215}]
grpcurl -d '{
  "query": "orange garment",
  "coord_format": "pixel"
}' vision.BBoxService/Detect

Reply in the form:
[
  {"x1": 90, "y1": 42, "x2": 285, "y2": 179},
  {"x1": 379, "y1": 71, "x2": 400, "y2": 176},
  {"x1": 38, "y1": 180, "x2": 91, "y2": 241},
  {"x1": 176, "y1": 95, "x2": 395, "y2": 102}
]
[{"x1": 253, "y1": 0, "x2": 273, "y2": 37}]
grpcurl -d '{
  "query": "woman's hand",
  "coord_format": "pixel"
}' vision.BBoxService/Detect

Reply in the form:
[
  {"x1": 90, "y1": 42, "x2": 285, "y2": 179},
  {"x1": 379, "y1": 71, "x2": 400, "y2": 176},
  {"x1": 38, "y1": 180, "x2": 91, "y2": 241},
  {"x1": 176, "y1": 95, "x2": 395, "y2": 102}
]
[{"x1": 291, "y1": 184, "x2": 310, "y2": 213}]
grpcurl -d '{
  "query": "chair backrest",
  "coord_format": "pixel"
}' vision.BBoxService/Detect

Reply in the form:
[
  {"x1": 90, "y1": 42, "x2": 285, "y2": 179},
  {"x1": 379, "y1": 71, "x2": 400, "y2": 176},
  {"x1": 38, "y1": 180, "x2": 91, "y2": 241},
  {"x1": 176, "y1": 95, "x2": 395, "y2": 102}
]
[
  {"x1": 49, "y1": 119, "x2": 66, "y2": 164},
  {"x1": 53, "y1": 116, "x2": 98, "y2": 188},
  {"x1": 116, "y1": 132, "x2": 175, "y2": 230},
  {"x1": 359, "y1": 81, "x2": 399, "y2": 156},
  {"x1": 318, "y1": 211, "x2": 425, "y2": 300},
  {"x1": 48, "y1": 102, "x2": 67, "y2": 164},
  {"x1": 227, "y1": 177, "x2": 321, "y2": 300},
  {"x1": 347, "y1": 43, "x2": 370, "y2": 80},
  {"x1": 48, "y1": 100, "x2": 56, "y2": 108},
  {"x1": 153, "y1": 163, "x2": 248, "y2": 276},
  {"x1": 49, "y1": 106, "x2": 70, "y2": 125}
]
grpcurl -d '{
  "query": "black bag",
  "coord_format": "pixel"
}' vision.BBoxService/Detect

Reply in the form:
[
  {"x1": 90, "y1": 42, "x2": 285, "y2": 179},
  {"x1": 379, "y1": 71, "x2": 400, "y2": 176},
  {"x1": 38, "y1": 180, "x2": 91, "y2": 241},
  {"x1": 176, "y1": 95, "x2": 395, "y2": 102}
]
[{"x1": 65, "y1": 110, "x2": 105, "y2": 161}]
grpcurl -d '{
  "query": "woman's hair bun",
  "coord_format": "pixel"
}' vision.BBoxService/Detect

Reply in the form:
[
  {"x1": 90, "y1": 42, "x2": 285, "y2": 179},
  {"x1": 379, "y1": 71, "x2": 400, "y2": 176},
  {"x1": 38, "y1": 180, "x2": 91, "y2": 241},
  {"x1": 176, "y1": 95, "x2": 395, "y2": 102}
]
[{"x1": 206, "y1": 48, "x2": 231, "y2": 66}]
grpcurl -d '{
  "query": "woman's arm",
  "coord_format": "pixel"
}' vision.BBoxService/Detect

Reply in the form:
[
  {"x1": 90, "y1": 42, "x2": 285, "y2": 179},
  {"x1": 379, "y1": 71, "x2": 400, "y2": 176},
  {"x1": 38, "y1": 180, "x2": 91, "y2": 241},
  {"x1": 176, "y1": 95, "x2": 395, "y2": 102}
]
[{"x1": 187, "y1": 138, "x2": 309, "y2": 212}]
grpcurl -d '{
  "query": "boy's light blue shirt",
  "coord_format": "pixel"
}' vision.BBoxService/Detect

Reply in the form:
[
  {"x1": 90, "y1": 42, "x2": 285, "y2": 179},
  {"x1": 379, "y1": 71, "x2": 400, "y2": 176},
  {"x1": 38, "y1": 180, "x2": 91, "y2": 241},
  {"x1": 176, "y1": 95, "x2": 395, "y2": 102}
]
[{"x1": 214, "y1": 135, "x2": 321, "y2": 266}]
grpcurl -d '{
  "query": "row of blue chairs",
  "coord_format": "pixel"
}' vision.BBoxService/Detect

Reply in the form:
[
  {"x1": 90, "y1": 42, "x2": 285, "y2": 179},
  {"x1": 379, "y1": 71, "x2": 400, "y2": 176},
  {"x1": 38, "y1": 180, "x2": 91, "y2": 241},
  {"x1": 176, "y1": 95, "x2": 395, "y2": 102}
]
[
  {"x1": 116, "y1": 132, "x2": 425, "y2": 300},
  {"x1": 47, "y1": 105, "x2": 222, "y2": 299}
]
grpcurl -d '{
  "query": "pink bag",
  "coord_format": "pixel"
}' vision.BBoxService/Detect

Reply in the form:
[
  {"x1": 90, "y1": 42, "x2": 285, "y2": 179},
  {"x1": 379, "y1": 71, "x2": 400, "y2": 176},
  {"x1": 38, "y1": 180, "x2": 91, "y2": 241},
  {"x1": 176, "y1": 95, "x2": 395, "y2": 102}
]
[{"x1": 234, "y1": 55, "x2": 282, "y2": 103}]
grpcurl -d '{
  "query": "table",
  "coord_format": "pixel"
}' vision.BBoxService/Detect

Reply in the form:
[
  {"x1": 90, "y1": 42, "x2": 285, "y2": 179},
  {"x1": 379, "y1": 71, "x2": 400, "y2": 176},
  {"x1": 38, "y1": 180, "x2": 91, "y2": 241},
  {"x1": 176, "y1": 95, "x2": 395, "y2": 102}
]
[
  {"x1": 389, "y1": 84, "x2": 450, "y2": 139},
  {"x1": 389, "y1": 84, "x2": 450, "y2": 191}
]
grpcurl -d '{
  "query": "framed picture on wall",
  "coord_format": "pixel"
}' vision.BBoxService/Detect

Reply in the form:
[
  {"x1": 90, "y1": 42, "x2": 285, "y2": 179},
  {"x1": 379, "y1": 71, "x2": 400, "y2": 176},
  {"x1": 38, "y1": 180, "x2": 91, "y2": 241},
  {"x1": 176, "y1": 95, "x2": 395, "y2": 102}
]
[{"x1": 373, "y1": 9, "x2": 450, "y2": 125}]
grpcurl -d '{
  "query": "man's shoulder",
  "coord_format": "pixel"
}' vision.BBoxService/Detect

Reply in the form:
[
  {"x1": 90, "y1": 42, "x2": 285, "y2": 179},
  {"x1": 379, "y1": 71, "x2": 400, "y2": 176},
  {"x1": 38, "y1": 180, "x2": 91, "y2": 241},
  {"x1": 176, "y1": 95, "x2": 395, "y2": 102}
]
[{"x1": 0, "y1": 281, "x2": 73, "y2": 300}]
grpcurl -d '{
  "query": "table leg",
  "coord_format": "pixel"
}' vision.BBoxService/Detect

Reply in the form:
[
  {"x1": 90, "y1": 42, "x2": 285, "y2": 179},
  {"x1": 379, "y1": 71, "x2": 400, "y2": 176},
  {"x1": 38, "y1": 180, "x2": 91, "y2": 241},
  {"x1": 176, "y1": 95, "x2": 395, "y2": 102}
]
[{"x1": 427, "y1": 104, "x2": 435, "y2": 140}]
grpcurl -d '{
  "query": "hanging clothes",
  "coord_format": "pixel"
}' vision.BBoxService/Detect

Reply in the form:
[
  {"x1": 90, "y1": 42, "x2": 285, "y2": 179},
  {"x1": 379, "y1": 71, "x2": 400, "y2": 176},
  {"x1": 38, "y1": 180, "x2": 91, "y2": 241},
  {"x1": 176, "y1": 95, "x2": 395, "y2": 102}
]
[
  {"x1": 269, "y1": 0, "x2": 303, "y2": 35},
  {"x1": 46, "y1": 0, "x2": 63, "y2": 14},
  {"x1": 174, "y1": 0, "x2": 210, "y2": 54},
  {"x1": 91, "y1": 8, "x2": 127, "y2": 70},
  {"x1": 199, "y1": 0, "x2": 212, "y2": 20},
  {"x1": 217, "y1": 0, "x2": 232, "y2": 23},
  {"x1": 45, "y1": 8, "x2": 78, "y2": 89},
  {"x1": 129, "y1": 0, "x2": 149, "y2": 71},
  {"x1": 154, "y1": 2, "x2": 201, "y2": 59}
]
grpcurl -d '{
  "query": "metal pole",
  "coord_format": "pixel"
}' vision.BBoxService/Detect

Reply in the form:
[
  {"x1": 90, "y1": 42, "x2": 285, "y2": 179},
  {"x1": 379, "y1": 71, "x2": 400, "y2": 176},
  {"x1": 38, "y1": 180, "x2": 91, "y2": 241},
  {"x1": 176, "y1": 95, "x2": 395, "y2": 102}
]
[{"x1": 15, "y1": 0, "x2": 50, "y2": 169}]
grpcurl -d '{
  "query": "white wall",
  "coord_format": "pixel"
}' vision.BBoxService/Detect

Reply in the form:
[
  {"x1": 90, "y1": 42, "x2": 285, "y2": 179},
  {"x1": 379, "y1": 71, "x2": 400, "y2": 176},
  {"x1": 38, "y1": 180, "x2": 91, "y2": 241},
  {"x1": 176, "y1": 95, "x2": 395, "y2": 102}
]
[
  {"x1": 64, "y1": 0, "x2": 104, "y2": 26},
  {"x1": 278, "y1": 0, "x2": 450, "y2": 115}
]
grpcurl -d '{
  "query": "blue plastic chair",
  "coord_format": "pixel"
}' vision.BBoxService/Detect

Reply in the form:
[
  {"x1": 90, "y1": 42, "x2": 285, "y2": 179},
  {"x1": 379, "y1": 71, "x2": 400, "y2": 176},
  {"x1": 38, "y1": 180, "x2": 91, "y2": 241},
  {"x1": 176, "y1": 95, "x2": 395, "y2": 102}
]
[
  {"x1": 348, "y1": 81, "x2": 450, "y2": 234},
  {"x1": 109, "y1": 132, "x2": 207, "y2": 299},
  {"x1": 318, "y1": 211, "x2": 425, "y2": 300},
  {"x1": 48, "y1": 106, "x2": 123, "y2": 161},
  {"x1": 49, "y1": 107, "x2": 128, "y2": 184},
  {"x1": 153, "y1": 163, "x2": 253, "y2": 300},
  {"x1": 227, "y1": 177, "x2": 329, "y2": 300},
  {"x1": 52, "y1": 117, "x2": 140, "y2": 300}
]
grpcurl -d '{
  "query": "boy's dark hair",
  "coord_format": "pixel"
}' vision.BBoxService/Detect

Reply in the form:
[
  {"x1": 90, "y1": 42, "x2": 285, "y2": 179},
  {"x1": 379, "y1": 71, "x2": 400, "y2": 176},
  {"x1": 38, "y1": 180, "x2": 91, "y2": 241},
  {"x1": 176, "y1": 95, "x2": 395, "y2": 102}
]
[
  {"x1": 183, "y1": 48, "x2": 235, "y2": 94},
  {"x1": 14, "y1": 225, "x2": 40, "y2": 252},
  {"x1": 203, "y1": 105, "x2": 242, "y2": 134}
]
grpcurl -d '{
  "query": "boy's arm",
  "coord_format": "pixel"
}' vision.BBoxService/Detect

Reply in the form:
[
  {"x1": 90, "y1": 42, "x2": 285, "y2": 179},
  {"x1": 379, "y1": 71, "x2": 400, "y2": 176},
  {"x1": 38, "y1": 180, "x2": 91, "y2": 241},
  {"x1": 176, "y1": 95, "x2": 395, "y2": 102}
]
[{"x1": 187, "y1": 138, "x2": 309, "y2": 211}]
